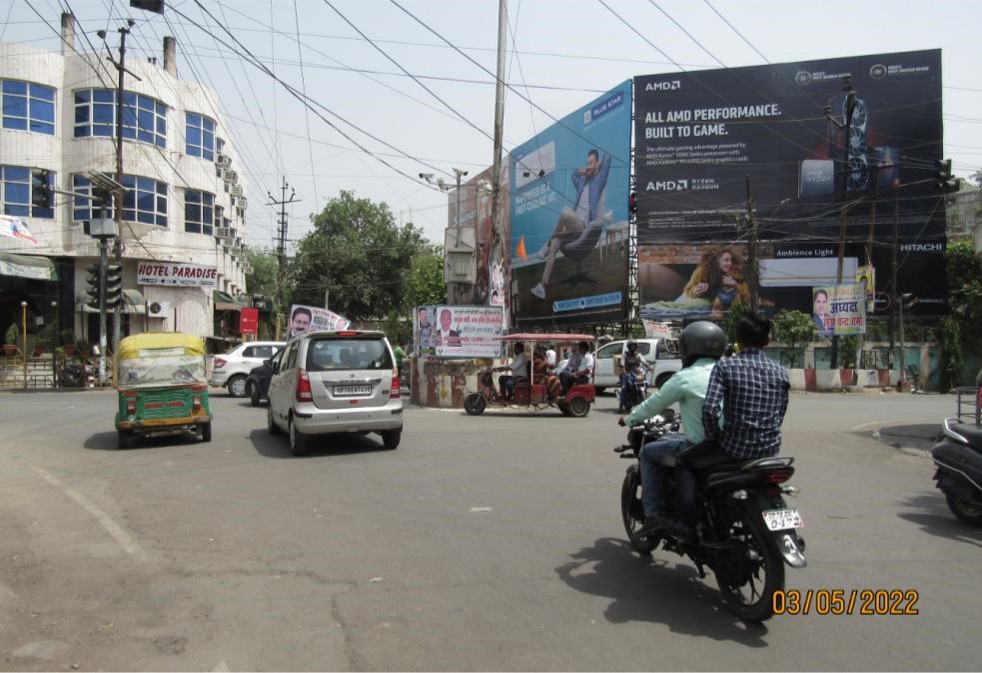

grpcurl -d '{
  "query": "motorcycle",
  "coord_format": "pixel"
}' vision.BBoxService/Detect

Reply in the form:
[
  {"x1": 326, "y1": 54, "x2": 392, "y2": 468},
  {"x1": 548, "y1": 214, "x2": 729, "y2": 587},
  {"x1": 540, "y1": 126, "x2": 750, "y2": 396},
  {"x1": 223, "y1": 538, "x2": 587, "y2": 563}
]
[
  {"x1": 618, "y1": 366, "x2": 648, "y2": 413},
  {"x1": 616, "y1": 411, "x2": 807, "y2": 622},
  {"x1": 931, "y1": 418, "x2": 982, "y2": 526}
]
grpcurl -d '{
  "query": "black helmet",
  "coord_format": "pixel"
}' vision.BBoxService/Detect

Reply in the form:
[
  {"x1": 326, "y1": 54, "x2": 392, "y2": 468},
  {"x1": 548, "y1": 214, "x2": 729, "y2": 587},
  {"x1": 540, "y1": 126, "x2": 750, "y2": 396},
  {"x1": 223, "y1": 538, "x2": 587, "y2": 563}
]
[
  {"x1": 626, "y1": 339, "x2": 638, "y2": 350},
  {"x1": 678, "y1": 321, "x2": 726, "y2": 367}
]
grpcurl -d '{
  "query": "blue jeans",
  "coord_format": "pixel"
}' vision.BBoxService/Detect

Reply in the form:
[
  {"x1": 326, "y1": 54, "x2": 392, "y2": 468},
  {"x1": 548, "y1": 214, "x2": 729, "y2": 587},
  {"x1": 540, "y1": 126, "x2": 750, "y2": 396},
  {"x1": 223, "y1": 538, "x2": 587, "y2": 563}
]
[{"x1": 639, "y1": 434, "x2": 691, "y2": 519}]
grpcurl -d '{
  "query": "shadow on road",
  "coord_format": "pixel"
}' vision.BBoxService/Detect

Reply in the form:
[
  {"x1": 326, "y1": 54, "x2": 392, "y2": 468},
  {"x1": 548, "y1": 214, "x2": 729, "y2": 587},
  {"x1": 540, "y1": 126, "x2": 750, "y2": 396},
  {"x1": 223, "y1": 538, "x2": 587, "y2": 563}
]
[
  {"x1": 82, "y1": 430, "x2": 201, "y2": 451},
  {"x1": 248, "y1": 428, "x2": 390, "y2": 459},
  {"x1": 554, "y1": 537, "x2": 768, "y2": 646},
  {"x1": 896, "y1": 493, "x2": 982, "y2": 548}
]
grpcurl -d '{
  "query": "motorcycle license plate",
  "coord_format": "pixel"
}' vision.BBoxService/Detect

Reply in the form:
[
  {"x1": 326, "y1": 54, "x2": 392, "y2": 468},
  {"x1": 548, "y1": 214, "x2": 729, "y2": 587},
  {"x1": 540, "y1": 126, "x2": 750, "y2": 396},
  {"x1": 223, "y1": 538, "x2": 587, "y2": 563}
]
[
  {"x1": 334, "y1": 385, "x2": 371, "y2": 396},
  {"x1": 762, "y1": 508, "x2": 803, "y2": 531}
]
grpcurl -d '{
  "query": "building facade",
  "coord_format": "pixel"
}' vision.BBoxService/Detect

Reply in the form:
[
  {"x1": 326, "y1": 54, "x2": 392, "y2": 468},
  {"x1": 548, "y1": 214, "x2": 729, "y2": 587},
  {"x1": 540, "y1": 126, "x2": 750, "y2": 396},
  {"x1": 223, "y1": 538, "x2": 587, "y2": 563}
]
[{"x1": 0, "y1": 14, "x2": 249, "y2": 355}]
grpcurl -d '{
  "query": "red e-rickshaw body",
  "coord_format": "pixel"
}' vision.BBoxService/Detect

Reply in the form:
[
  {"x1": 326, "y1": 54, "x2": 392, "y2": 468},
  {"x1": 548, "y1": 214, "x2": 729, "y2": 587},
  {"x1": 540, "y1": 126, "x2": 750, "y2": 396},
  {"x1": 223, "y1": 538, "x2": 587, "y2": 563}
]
[{"x1": 464, "y1": 333, "x2": 596, "y2": 417}]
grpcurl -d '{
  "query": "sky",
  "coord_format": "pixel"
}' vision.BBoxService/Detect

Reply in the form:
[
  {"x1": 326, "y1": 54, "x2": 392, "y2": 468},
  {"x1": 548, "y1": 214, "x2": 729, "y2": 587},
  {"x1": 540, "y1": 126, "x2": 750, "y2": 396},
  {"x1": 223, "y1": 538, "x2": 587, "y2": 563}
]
[{"x1": 4, "y1": 0, "x2": 981, "y2": 250}]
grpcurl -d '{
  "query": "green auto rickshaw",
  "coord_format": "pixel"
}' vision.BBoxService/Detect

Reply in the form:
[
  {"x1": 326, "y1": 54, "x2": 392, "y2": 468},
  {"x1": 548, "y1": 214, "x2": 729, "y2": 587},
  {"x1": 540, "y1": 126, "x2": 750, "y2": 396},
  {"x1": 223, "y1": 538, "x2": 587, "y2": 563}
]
[{"x1": 114, "y1": 332, "x2": 213, "y2": 449}]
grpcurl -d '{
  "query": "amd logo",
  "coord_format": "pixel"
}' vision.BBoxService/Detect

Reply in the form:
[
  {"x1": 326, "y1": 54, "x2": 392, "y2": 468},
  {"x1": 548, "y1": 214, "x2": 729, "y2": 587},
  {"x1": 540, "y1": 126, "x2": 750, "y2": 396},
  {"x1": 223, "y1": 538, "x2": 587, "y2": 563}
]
[
  {"x1": 645, "y1": 80, "x2": 681, "y2": 92},
  {"x1": 646, "y1": 179, "x2": 688, "y2": 192}
]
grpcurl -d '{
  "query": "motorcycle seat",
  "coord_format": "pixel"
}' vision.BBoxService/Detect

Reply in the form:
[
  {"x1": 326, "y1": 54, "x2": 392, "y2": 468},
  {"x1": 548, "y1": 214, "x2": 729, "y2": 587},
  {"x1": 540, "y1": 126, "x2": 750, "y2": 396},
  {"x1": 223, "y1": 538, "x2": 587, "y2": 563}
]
[{"x1": 949, "y1": 423, "x2": 982, "y2": 450}]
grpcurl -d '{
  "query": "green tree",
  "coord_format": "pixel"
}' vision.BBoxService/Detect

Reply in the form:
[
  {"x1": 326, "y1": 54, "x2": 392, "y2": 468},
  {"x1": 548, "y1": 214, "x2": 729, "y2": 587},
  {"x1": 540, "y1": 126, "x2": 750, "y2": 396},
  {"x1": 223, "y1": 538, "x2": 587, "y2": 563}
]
[
  {"x1": 405, "y1": 245, "x2": 446, "y2": 308},
  {"x1": 289, "y1": 191, "x2": 429, "y2": 321},
  {"x1": 770, "y1": 310, "x2": 817, "y2": 368},
  {"x1": 944, "y1": 239, "x2": 982, "y2": 385},
  {"x1": 245, "y1": 247, "x2": 280, "y2": 300}
]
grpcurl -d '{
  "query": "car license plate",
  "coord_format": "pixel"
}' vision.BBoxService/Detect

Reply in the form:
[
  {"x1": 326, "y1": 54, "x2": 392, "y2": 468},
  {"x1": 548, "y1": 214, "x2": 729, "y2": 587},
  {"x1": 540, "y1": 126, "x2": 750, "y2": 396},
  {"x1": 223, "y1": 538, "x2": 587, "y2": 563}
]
[
  {"x1": 762, "y1": 508, "x2": 803, "y2": 531},
  {"x1": 334, "y1": 384, "x2": 371, "y2": 396}
]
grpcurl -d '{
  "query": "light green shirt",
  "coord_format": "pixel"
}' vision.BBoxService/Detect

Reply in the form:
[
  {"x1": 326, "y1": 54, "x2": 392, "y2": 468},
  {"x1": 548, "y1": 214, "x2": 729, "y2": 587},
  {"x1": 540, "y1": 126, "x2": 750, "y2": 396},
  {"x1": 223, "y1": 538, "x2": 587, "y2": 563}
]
[{"x1": 625, "y1": 357, "x2": 716, "y2": 444}]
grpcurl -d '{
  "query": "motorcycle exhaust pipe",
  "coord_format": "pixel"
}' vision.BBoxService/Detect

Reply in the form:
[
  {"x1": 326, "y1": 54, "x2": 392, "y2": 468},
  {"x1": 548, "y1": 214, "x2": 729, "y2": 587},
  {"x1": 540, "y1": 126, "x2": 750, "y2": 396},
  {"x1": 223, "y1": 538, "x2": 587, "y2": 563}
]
[{"x1": 776, "y1": 532, "x2": 807, "y2": 568}]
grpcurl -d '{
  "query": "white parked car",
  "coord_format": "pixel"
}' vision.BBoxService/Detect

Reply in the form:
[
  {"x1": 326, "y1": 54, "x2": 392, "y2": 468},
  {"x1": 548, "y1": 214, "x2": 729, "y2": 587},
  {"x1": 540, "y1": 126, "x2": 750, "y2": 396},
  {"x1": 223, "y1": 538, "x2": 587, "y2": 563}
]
[
  {"x1": 558, "y1": 338, "x2": 682, "y2": 393},
  {"x1": 209, "y1": 341, "x2": 285, "y2": 397}
]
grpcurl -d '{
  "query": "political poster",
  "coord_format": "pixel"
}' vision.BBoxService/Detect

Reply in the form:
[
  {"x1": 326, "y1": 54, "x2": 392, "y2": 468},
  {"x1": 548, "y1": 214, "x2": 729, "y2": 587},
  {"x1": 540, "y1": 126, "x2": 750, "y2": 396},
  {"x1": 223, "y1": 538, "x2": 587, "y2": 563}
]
[
  {"x1": 812, "y1": 283, "x2": 867, "y2": 336},
  {"x1": 287, "y1": 304, "x2": 350, "y2": 338},
  {"x1": 414, "y1": 305, "x2": 503, "y2": 358}
]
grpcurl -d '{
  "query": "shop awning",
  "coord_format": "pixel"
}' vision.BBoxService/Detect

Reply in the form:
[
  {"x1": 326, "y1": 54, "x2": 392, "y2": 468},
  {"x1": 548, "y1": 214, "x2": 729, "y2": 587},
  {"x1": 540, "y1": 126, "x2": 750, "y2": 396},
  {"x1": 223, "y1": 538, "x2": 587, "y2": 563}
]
[
  {"x1": 0, "y1": 251, "x2": 58, "y2": 281},
  {"x1": 77, "y1": 288, "x2": 146, "y2": 314},
  {"x1": 213, "y1": 290, "x2": 239, "y2": 311}
]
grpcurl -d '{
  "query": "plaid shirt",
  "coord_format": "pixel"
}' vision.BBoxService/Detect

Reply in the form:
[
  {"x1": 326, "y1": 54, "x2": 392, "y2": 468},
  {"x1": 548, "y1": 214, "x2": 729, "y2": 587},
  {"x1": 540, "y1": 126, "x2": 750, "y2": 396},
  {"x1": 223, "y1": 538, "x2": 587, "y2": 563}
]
[{"x1": 702, "y1": 348, "x2": 790, "y2": 460}]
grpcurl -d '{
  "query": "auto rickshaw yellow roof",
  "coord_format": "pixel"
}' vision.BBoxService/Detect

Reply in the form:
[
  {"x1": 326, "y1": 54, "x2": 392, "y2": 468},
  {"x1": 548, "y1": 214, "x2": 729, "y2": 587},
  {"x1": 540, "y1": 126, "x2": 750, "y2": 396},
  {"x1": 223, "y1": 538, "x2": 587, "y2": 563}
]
[{"x1": 117, "y1": 332, "x2": 206, "y2": 359}]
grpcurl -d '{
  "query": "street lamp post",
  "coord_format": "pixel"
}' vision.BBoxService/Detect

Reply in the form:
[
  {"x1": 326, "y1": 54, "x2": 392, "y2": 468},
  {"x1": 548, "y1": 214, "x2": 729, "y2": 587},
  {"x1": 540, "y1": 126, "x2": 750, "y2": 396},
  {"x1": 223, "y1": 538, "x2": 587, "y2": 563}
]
[{"x1": 20, "y1": 301, "x2": 28, "y2": 386}]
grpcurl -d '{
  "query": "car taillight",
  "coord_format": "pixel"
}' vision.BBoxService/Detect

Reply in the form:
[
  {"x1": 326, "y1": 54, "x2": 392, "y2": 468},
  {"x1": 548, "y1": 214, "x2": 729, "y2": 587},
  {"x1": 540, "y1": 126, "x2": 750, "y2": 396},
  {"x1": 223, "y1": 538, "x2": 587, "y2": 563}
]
[
  {"x1": 214, "y1": 358, "x2": 227, "y2": 369},
  {"x1": 390, "y1": 368, "x2": 401, "y2": 399},
  {"x1": 296, "y1": 369, "x2": 313, "y2": 402}
]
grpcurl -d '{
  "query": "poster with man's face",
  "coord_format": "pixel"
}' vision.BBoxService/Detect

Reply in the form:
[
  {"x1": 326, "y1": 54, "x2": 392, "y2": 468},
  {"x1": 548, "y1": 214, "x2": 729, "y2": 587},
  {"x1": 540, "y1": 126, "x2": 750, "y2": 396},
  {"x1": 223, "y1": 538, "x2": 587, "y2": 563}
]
[{"x1": 288, "y1": 304, "x2": 350, "y2": 338}]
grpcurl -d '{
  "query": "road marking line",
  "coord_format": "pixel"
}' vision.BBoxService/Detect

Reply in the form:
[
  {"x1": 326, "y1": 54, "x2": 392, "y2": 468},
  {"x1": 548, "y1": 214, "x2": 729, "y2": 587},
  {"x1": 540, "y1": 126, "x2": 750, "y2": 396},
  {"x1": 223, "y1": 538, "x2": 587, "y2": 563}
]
[
  {"x1": 30, "y1": 466, "x2": 147, "y2": 560},
  {"x1": 212, "y1": 661, "x2": 230, "y2": 672}
]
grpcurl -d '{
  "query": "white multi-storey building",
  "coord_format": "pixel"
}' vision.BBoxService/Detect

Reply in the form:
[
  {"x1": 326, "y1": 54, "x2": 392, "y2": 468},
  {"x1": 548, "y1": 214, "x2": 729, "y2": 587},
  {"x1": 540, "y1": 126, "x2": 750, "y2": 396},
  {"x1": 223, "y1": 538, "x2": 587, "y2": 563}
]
[{"x1": 0, "y1": 13, "x2": 249, "y2": 353}]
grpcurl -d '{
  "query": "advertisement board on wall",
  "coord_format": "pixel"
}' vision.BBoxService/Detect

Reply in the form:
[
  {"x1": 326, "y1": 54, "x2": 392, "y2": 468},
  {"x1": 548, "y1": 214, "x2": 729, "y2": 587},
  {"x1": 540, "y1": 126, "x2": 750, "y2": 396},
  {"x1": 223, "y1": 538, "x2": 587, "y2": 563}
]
[
  {"x1": 812, "y1": 283, "x2": 867, "y2": 336},
  {"x1": 633, "y1": 50, "x2": 945, "y2": 317},
  {"x1": 414, "y1": 305, "x2": 503, "y2": 358},
  {"x1": 509, "y1": 80, "x2": 632, "y2": 327}
]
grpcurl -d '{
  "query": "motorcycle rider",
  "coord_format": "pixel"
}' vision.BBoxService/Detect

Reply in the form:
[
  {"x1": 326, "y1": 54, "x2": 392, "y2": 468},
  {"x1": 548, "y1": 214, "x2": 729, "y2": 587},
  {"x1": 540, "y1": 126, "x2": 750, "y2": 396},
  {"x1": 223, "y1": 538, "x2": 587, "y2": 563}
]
[
  {"x1": 618, "y1": 321, "x2": 727, "y2": 538},
  {"x1": 618, "y1": 340, "x2": 647, "y2": 413},
  {"x1": 674, "y1": 312, "x2": 790, "y2": 535}
]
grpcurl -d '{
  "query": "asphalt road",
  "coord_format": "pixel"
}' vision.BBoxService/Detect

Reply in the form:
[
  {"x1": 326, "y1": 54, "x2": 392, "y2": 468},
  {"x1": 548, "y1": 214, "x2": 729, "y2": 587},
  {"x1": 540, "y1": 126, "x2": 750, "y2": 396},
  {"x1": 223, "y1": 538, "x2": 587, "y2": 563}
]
[{"x1": 0, "y1": 388, "x2": 979, "y2": 671}]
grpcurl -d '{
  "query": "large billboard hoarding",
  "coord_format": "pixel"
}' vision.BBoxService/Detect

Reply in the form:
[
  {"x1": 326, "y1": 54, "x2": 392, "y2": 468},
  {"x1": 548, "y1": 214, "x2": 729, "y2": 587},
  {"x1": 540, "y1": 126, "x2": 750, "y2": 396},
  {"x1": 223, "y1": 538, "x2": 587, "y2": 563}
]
[
  {"x1": 414, "y1": 305, "x2": 504, "y2": 358},
  {"x1": 510, "y1": 80, "x2": 632, "y2": 327},
  {"x1": 634, "y1": 50, "x2": 943, "y2": 244},
  {"x1": 638, "y1": 240, "x2": 945, "y2": 321},
  {"x1": 446, "y1": 166, "x2": 510, "y2": 311}
]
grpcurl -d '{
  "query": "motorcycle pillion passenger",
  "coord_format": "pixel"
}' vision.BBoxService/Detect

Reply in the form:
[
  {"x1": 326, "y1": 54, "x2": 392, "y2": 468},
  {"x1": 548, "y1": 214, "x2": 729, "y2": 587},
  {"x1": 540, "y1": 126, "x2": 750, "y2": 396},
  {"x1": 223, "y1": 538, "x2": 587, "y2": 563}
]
[
  {"x1": 674, "y1": 313, "x2": 791, "y2": 534},
  {"x1": 618, "y1": 339, "x2": 647, "y2": 413},
  {"x1": 619, "y1": 321, "x2": 727, "y2": 538}
]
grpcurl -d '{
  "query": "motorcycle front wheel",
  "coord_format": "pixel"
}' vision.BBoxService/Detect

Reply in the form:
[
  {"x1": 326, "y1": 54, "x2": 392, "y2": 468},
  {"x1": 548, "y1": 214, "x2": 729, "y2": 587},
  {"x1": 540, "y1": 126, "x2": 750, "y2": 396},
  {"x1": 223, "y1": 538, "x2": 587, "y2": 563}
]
[
  {"x1": 715, "y1": 503, "x2": 784, "y2": 623},
  {"x1": 945, "y1": 493, "x2": 982, "y2": 526},
  {"x1": 620, "y1": 465, "x2": 659, "y2": 554}
]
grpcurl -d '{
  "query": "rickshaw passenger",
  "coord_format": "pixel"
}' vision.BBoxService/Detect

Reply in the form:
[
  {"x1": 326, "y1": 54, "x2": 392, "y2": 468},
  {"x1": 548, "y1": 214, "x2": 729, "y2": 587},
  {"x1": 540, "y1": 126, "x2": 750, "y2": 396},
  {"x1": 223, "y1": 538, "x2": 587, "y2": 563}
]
[
  {"x1": 496, "y1": 343, "x2": 528, "y2": 401},
  {"x1": 533, "y1": 348, "x2": 563, "y2": 400},
  {"x1": 559, "y1": 341, "x2": 594, "y2": 394}
]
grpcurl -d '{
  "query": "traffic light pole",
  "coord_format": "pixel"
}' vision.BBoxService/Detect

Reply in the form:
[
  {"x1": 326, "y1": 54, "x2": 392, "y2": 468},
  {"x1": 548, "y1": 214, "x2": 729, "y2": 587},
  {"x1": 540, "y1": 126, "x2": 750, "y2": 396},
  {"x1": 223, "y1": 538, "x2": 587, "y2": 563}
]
[{"x1": 97, "y1": 232, "x2": 109, "y2": 385}]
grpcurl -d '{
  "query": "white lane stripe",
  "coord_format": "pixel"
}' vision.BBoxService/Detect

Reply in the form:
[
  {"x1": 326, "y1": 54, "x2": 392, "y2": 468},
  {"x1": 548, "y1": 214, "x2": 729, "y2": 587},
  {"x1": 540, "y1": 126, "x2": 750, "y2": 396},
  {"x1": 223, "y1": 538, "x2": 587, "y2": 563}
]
[{"x1": 30, "y1": 465, "x2": 146, "y2": 559}]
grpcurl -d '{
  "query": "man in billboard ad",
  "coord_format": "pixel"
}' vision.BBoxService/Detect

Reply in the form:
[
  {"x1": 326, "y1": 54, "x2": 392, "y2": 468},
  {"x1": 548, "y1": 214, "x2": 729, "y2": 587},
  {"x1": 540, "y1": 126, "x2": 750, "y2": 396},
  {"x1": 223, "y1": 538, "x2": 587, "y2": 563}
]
[
  {"x1": 634, "y1": 50, "x2": 943, "y2": 247},
  {"x1": 417, "y1": 305, "x2": 503, "y2": 358},
  {"x1": 510, "y1": 80, "x2": 632, "y2": 327},
  {"x1": 813, "y1": 283, "x2": 867, "y2": 336}
]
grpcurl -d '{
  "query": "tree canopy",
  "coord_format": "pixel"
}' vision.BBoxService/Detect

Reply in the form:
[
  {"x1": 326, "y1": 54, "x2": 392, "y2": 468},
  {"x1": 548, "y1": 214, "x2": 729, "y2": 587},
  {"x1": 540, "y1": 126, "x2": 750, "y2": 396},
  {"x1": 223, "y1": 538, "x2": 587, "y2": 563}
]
[{"x1": 288, "y1": 191, "x2": 440, "y2": 321}]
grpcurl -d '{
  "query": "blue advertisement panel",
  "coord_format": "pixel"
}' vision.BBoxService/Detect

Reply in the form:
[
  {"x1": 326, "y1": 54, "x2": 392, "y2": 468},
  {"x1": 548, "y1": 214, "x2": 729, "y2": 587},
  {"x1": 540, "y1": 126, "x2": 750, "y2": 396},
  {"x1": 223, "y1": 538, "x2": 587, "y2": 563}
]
[{"x1": 509, "y1": 81, "x2": 632, "y2": 327}]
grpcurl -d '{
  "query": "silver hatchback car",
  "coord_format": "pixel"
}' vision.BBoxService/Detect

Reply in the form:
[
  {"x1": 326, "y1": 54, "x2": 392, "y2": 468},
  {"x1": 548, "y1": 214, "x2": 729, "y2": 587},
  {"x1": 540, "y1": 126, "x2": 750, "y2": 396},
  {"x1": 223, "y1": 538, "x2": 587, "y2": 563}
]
[{"x1": 266, "y1": 330, "x2": 404, "y2": 455}]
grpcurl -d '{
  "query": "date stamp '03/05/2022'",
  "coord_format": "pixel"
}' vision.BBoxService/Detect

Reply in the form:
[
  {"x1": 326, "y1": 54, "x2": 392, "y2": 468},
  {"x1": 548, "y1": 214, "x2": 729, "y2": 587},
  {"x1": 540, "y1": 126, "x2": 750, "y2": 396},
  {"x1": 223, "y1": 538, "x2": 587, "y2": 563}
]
[{"x1": 773, "y1": 589, "x2": 920, "y2": 616}]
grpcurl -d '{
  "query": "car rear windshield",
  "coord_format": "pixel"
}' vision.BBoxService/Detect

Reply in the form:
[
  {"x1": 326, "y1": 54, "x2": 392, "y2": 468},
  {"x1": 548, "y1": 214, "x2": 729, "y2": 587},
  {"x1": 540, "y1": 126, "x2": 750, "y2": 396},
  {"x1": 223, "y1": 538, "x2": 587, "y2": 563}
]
[{"x1": 306, "y1": 338, "x2": 393, "y2": 372}]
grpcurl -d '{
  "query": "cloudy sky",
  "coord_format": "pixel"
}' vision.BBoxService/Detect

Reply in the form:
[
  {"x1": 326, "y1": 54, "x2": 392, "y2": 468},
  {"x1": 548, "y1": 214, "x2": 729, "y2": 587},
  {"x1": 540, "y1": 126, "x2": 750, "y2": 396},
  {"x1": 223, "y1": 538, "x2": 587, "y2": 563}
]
[{"x1": 5, "y1": 0, "x2": 980, "y2": 248}]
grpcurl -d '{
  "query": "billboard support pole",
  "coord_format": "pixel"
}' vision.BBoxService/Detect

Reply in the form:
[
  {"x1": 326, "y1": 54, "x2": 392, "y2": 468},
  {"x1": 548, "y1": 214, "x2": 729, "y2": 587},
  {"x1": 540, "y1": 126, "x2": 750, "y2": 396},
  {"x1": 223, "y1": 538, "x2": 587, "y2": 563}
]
[
  {"x1": 827, "y1": 77, "x2": 857, "y2": 369},
  {"x1": 489, "y1": 0, "x2": 508, "y2": 328}
]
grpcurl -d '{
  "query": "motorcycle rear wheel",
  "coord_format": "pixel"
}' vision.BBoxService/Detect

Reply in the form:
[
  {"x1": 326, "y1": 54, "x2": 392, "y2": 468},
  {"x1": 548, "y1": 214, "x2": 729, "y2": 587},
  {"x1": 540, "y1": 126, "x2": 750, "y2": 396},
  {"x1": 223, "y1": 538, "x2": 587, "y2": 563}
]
[
  {"x1": 946, "y1": 493, "x2": 982, "y2": 526},
  {"x1": 464, "y1": 393, "x2": 486, "y2": 416},
  {"x1": 715, "y1": 503, "x2": 784, "y2": 623},
  {"x1": 621, "y1": 465, "x2": 659, "y2": 554}
]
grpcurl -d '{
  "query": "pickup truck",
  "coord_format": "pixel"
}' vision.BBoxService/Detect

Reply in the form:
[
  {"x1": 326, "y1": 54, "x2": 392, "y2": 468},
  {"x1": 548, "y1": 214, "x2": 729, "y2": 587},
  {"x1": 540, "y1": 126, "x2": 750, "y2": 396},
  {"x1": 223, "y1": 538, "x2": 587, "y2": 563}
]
[{"x1": 591, "y1": 338, "x2": 682, "y2": 393}]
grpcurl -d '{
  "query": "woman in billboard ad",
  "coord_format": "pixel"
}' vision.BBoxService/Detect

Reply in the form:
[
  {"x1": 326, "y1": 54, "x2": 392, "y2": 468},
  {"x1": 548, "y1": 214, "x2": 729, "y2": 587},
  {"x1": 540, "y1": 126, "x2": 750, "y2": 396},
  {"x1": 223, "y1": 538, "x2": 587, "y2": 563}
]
[{"x1": 640, "y1": 245, "x2": 756, "y2": 319}]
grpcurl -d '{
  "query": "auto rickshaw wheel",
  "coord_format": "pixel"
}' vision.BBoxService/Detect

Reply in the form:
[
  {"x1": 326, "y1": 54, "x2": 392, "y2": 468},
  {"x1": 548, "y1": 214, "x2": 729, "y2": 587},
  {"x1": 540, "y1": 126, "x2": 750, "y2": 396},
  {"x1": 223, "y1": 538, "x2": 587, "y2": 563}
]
[
  {"x1": 117, "y1": 429, "x2": 132, "y2": 450},
  {"x1": 558, "y1": 402, "x2": 572, "y2": 417},
  {"x1": 568, "y1": 396, "x2": 590, "y2": 418},
  {"x1": 200, "y1": 421, "x2": 212, "y2": 442},
  {"x1": 464, "y1": 393, "x2": 486, "y2": 416}
]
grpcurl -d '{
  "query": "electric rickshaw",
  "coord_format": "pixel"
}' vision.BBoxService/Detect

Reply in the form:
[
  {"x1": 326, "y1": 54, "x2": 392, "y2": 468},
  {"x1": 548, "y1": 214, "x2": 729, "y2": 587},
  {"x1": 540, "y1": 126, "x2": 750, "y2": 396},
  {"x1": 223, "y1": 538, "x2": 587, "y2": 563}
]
[
  {"x1": 463, "y1": 333, "x2": 597, "y2": 417},
  {"x1": 114, "y1": 333, "x2": 213, "y2": 449}
]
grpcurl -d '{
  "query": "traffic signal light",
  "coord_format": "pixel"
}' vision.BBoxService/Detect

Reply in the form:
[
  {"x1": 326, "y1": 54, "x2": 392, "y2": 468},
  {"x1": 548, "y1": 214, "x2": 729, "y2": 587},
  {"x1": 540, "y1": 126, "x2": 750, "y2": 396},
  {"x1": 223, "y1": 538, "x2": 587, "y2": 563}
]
[
  {"x1": 86, "y1": 264, "x2": 102, "y2": 310},
  {"x1": 629, "y1": 191, "x2": 637, "y2": 215},
  {"x1": 934, "y1": 159, "x2": 960, "y2": 193},
  {"x1": 105, "y1": 265, "x2": 123, "y2": 309},
  {"x1": 31, "y1": 168, "x2": 52, "y2": 210}
]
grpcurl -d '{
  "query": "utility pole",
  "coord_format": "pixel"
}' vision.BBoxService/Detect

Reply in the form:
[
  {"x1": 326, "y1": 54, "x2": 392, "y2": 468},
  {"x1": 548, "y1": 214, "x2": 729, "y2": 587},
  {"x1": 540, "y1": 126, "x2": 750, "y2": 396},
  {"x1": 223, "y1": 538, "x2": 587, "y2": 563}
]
[
  {"x1": 744, "y1": 175, "x2": 759, "y2": 311},
  {"x1": 101, "y1": 20, "x2": 140, "y2": 353},
  {"x1": 824, "y1": 76, "x2": 857, "y2": 368},
  {"x1": 489, "y1": 0, "x2": 508, "y2": 326},
  {"x1": 266, "y1": 177, "x2": 299, "y2": 338}
]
